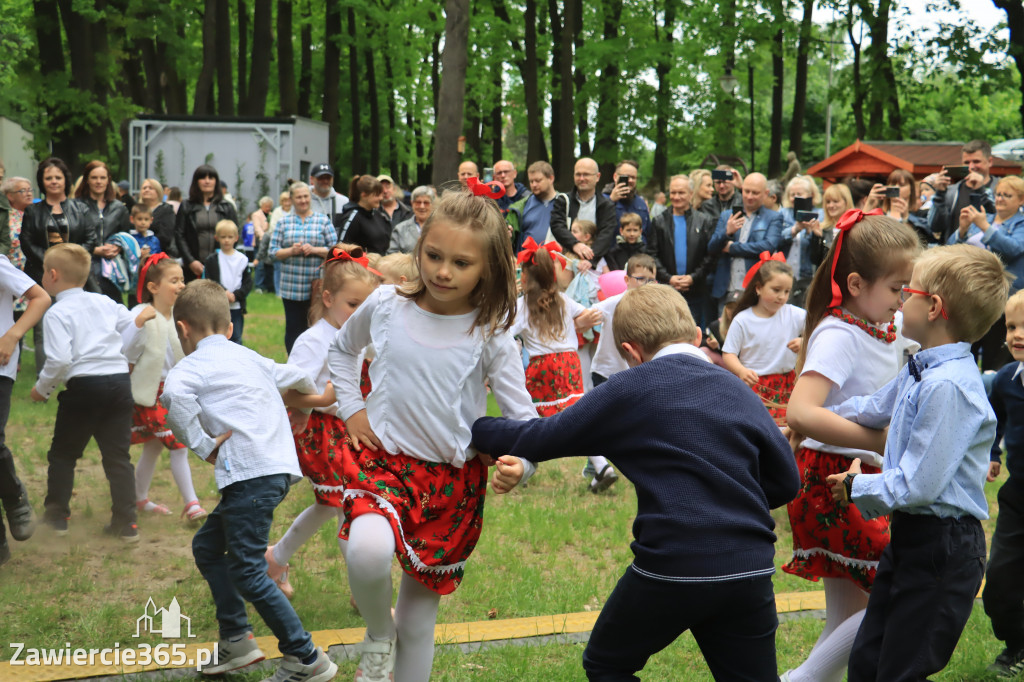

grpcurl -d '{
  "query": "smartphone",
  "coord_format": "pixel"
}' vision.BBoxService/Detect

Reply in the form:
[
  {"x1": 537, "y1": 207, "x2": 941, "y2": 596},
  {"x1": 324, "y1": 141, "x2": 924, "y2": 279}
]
[
  {"x1": 885, "y1": 186, "x2": 901, "y2": 198},
  {"x1": 732, "y1": 206, "x2": 745, "y2": 217},
  {"x1": 944, "y1": 165, "x2": 969, "y2": 180},
  {"x1": 795, "y1": 210, "x2": 817, "y2": 222},
  {"x1": 969, "y1": 193, "x2": 985, "y2": 210},
  {"x1": 792, "y1": 197, "x2": 813, "y2": 212},
  {"x1": 617, "y1": 175, "x2": 630, "y2": 186},
  {"x1": 712, "y1": 169, "x2": 732, "y2": 182}
]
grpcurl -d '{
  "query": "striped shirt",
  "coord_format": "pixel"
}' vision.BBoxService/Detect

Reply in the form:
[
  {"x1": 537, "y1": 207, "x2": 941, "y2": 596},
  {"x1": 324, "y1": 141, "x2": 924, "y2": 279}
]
[{"x1": 269, "y1": 212, "x2": 336, "y2": 300}]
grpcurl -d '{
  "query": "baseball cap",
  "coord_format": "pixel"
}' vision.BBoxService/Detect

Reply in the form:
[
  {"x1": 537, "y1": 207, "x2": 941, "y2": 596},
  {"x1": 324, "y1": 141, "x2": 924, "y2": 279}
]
[
  {"x1": 117, "y1": 180, "x2": 130, "y2": 192},
  {"x1": 311, "y1": 163, "x2": 334, "y2": 178},
  {"x1": 377, "y1": 174, "x2": 395, "y2": 184}
]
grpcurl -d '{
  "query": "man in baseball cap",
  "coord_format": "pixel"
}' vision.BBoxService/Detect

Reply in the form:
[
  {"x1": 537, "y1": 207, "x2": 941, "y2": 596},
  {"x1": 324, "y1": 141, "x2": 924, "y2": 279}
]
[
  {"x1": 308, "y1": 162, "x2": 348, "y2": 224},
  {"x1": 376, "y1": 174, "x2": 411, "y2": 225}
]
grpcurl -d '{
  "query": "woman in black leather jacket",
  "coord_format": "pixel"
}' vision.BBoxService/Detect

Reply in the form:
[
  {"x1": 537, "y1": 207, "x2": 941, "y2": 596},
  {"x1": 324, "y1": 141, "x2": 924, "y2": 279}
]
[
  {"x1": 175, "y1": 164, "x2": 238, "y2": 281},
  {"x1": 336, "y1": 174, "x2": 390, "y2": 254},
  {"x1": 74, "y1": 160, "x2": 130, "y2": 302}
]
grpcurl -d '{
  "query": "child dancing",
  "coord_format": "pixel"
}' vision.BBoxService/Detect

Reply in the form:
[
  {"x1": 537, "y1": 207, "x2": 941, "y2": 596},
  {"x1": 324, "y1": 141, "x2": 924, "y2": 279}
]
[
  {"x1": 783, "y1": 209, "x2": 921, "y2": 682},
  {"x1": 327, "y1": 184, "x2": 538, "y2": 682},
  {"x1": 722, "y1": 252, "x2": 806, "y2": 425},
  {"x1": 266, "y1": 245, "x2": 380, "y2": 599},
  {"x1": 127, "y1": 254, "x2": 207, "y2": 522}
]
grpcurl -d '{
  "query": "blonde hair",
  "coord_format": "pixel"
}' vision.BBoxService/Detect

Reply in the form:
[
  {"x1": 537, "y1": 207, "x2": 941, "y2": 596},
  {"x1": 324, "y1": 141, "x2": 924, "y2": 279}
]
[
  {"x1": 571, "y1": 219, "x2": 597, "y2": 242},
  {"x1": 309, "y1": 244, "x2": 380, "y2": 324},
  {"x1": 783, "y1": 175, "x2": 821, "y2": 208},
  {"x1": 914, "y1": 244, "x2": 1012, "y2": 342},
  {"x1": 821, "y1": 184, "x2": 854, "y2": 230},
  {"x1": 174, "y1": 280, "x2": 231, "y2": 334},
  {"x1": 43, "y1": 243, "x2": 91, "y2": 287},
  {"x1": 620, "y1": 213, "x2": 642, "y2": 230},
  {"x1": 142, "y1": 177, "x2": 164, "y2": 198},
  {"x1": 689, "y1": 169, "x2": 712, "y2": 209},
  {"x1": 998, "y1": 176, "x2": 1024, "y2": 199},
  {"x1": 400, "y1": 189, "x2": 517, "y2": 336},
  {"x1": 215, "y1": 219, "x2": 238, "y2": 238},
  {"x1": 625, "y1": 253, "x2": 657, "y2": 277},
  {"x1": 377, "y1": 253, "x2": 418, "y2": 283},
  {"x1": 1007, "y1": 289, "x2": 1024, "y2": 317},
  {"x1": 613, "y1": 284, "x2": 698, "y2": 357}
]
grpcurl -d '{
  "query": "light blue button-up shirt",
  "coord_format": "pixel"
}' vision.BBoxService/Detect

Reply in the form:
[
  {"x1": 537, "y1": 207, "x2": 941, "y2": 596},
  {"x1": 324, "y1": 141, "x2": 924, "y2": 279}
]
[{"x1": 832, "y1": 342, "x2": 994, "y2": 521}]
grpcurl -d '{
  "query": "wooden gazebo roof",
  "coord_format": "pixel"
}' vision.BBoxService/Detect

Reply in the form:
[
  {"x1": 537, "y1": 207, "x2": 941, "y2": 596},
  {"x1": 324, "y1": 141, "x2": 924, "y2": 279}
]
[{"x1": 807, "y1": 140, "x2": 1021, "y2": 185}]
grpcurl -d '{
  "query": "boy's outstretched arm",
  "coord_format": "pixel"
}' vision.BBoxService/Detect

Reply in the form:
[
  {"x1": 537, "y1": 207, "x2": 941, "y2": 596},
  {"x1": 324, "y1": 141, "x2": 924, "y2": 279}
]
[{"x1": 788, "y1": 372, "x2": 893, "y2": 453}]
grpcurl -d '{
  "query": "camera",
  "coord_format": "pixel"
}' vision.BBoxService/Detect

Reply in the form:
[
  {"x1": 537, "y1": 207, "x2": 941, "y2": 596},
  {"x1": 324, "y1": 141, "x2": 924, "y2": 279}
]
[
  {"x1": 795, "y1": 211, "x2": 817, "y2": 222},
  {"x1": 732, "y1": 206, "x2": 746, "y2": 217},
  {"x1": 712, "y1": 169, "x2": 732, "y2": 182},
  {"x1": 885, "y1": 186, "x2": 901, "y2": 198},
  {"x1": 944, "y1": 165, "x2": 969, "y2": 181},
  {"x1": 969, "y1": 193, "x2": 985, "y2": 210},
  {"x1": 792, "y1": 197, "x2": 813, "y2": 212},
  {"x1": 617, "y1": 175, "x2": 630, "y2": 186}
]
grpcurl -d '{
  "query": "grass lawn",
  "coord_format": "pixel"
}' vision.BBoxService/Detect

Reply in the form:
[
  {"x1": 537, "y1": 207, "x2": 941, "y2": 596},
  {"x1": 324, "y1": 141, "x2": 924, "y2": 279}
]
[{"x1": 0, "y1": 292, "x2": 1010, "y2": 680}]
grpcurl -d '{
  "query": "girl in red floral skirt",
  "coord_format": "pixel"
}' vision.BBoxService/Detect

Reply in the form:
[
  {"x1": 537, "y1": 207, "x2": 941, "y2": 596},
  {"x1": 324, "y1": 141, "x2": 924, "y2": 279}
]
[
  {"x1": 781, "y1": 210, "x2": 921, "y2": 682},
  {"x1": 721, "y1": 253, "x2": 806, "y2": 426},
  {"x1": 511, "y1": 237, "x2": 611, "y2": 491},
  {"x1": 265, "y1": 244, "x2": 380, "y2": 599},
  {"x1": 327, "y1": 184, "x2": 540, "y2": 682},
  {"x1": 126, "y1": 254, "x2": 207, "y2": 522}
]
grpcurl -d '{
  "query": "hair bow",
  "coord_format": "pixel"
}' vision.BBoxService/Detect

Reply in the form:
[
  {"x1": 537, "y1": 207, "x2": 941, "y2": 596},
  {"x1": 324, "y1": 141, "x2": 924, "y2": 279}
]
[
  {"x1": 516, "y1": 236, "x2": 566, "y2": 269},
  {"x1": 137, "y1": 252, "x2": 170, "y2": 303},
  {"x1": 829, "y1": 208, "x2": 883, "y2": 309},
  {"x1": 467, "y1": 176, "x2": 506, "y2": 200},
  {"x1": 742, "y1": 251, "x2": 787, "y2": 289},
  {"x1": 325, "y1": 245, "x2": 382, "y2": 277}
]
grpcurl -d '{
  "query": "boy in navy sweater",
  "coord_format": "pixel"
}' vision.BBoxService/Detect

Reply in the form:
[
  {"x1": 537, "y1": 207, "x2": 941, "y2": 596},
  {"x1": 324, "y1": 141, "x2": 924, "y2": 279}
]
[
  {"x1": 472, "y1": 284, "x2": 798, "y2": 682},
  {"x1": 983, "y1": 289, "x2": 1024, "y2": 676}
]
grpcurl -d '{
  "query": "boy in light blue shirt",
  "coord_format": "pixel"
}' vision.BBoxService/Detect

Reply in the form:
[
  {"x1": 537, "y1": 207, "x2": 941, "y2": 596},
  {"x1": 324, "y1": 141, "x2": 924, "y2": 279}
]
[{"x1": 823, "y1": 244, "x2": 1011, "y2": 681}]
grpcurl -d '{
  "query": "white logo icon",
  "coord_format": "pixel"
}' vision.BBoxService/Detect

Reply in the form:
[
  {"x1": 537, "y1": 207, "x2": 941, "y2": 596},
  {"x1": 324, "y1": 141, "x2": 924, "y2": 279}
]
[{"x1": 134, "y1": 597, "x2": 195, "y2": 639}]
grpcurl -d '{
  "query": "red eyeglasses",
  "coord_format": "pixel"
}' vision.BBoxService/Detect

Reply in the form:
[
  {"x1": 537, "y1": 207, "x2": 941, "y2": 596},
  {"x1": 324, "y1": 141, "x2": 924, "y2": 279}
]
[{"x1": 901, "y1": 287, "x2": 948, "y2": 319}]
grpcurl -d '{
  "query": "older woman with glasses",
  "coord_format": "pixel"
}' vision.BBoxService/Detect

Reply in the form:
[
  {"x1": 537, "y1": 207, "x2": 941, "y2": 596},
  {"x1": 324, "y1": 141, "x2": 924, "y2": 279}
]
[{"x1": 386, "y1": 186, "x2": 436, "y2": 255}]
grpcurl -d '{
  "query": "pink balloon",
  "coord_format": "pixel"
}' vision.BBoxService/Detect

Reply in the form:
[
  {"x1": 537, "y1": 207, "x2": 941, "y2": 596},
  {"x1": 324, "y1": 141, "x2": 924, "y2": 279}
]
[{"x1": 599, "y1": 270, "x2": 627, "y2": 298}]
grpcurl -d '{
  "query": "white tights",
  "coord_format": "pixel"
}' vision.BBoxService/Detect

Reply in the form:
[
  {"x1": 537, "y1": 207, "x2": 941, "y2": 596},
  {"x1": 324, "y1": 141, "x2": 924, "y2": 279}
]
[
  {"x1": 788, "y1": 578, "x2": 869, "y2": 682},
  {"x1": 272, "y1": 502, "x2": 348, "y2": 565},
  {"x1": 347, "y1": 513, "x2": 441, "y2": 682},
  {"x1": 135, "y1": 442, "x2": 198, "y2": 505}
]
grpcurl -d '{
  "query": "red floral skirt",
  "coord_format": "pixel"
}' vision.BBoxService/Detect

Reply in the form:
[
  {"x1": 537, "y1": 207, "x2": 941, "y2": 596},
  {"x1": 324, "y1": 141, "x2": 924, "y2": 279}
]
[
  {"x1": 782, "y1": 447, "x2": 890, "y2": 591},
  {"x1": 131, "y1": 384, "x2": 185, "y2": 450},
  {"x1": 360, "y1": 358, "x2": 372, "y2": 400},
  {"x1": 294, "y1": 411, "x2": 350, "y2": 507},
  {"x1": 753, "y1": 370, "x2": 795, "y2": 426},
  {"x1": 339, "y1": 449, "x2": 487, "y2": 595},
  {"x1": 525, "y1": 351, "x2": 584, "y2": 417}
]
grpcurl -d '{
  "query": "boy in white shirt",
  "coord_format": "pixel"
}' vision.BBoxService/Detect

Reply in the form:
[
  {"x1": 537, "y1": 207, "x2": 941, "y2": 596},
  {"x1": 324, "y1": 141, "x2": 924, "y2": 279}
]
[
  {"x1": 160, "y1": 280, "x2": 336, "y2": 682},
  {"x1": 204, "y1": 220, "x2": 252, "y2": 345},
  {"x1": 31, "y1": 244, "x2": 154, "y2": 542},
  {"x1": 591, "y1": 254, "x2": 659, "y2": 386},
  {"x1": 0, "y1": 255, "x2": 50, "y2": 565}
]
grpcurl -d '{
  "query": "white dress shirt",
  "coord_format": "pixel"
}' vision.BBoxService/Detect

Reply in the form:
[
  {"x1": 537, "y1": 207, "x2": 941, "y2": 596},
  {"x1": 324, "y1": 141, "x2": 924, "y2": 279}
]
[
  {"x1": 34, "y1": 288, "x2": 143, "y2": 399},
  {"x1": 161, "y1": 334, "x2": 316, "y2": 489},
  {"x1": 288, "y1": 318, "x2": 341, "y2": 416},
  {"x1": 0, "y1": 256, "x2": 36, "y2": 381}
]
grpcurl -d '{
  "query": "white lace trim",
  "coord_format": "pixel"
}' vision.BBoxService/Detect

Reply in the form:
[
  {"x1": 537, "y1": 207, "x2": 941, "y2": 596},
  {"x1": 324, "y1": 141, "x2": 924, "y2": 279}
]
[
  {"x1": 131, "y1": 426, "x2": 175, "y2": 439},
  {"x1": 533, "y1": 392, "x2": 585, "y2": 408},
  {"x1": 344, "y1": 488, "x2": 467, "y2": 575},
  {"x1": 311, "y1": 481, "x2": 346, "y2": 494},
  {"x1": 792, "y1": 547, "x2": 879, "y2": 570}
]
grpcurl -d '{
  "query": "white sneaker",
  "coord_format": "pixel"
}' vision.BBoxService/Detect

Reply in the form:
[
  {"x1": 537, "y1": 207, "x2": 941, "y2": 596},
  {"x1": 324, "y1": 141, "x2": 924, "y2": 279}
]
[
  {"x1": 589, "y1": 464, "x2": 619, "y2": 493},
  {"x1": 354, "y1": 635, "x2": 396, "y2": 682},
  {"x1": 200, "y1": 632, "x2": 266, "y2": 675},
  {"x1": 263, "y1": 646, "x2": 337, "y2": 682}
]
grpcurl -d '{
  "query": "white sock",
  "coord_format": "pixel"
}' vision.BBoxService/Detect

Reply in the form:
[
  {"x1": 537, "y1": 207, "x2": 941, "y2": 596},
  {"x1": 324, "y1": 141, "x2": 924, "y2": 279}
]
[
  {"x1": 588, "y1": 456, "x2": 610, "y2": 473},
  {"x1": 789, "y1": 578, "x2": 868, "y2": 682},
  {"x1": 134, "y1": 440, "x2": 163, "y2": 503},
  {"x1": 394, "y1": 572, "x2": 441, "y2": 682},
  {"x1": 274, "y1": 503, "x2": 342, "y2": 565},
  {"x1": 347, "y1": 513, "x2": 397, "y2": 641},
  {"x1": 168, "y1": 448, "x2": 198, "y2": 505}
]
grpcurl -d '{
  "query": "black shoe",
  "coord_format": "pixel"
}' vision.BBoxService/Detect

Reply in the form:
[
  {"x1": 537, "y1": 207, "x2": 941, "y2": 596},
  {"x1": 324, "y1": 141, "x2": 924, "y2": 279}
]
[
  {"x1": 989, "y1": 646, "x2": 1024, "y2": 677},
  {"x1": 0, "y1": 540, "x2": 9, "y2": 566},
  {"x1": 104, "y1": 521, "x2": 139, "y2": 544},
  {"x1": 5, "y1": 488, "x2": 35, "y2": 541},
  {"x1": 589, "y1": 464, "x2": 620, "y2": 493},
  {"x1": 43, "y1": 513, "x2": 68, "y2": 536}
]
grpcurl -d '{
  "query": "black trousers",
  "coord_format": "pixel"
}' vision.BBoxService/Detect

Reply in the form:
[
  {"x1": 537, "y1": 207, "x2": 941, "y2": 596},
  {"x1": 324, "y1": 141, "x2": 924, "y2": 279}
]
[
  {"x1": 582, "y1": 566, "x2": 779, "y2": 681},
  {"x1": 43, "y1": 374, "x2": 136, "y2": 527},
  {"x1": 848, "y1": 511, "x2": 985, "y2": 682},
  {"x1": 984, "y1": 476, "x2": 1024, "y2": 649},
  {"x1": 282, "y1": 298, "x2": 310, "y2": 355},
  {"x1": 0, "y1": 377, "x2": 20, "y2": 543}
]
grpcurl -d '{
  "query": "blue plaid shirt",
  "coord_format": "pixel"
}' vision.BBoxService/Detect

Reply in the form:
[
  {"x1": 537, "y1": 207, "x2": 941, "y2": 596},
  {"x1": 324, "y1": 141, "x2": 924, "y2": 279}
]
[{"x1": 269, "y1": 212, "x2": 337, "y2": 300}]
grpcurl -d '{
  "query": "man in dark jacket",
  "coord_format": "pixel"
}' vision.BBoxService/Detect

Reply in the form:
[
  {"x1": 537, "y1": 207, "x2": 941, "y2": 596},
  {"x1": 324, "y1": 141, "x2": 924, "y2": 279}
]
[
  {"x1": 698, "y1": 165, "x2": 744, "y2": 224},
  {"x1": 493, "y1": 160, "x2": 528, "y2": 214},
  {"x1": 929, "y1": 139, "x2": 999, "y2": 243},
  {"x1": 604, "y1": 160, "x2": 651, "y2": 241},
  {"x1": 647, "y1": 175, "x2": 716, "y2": 328},
  {"x1": 549, "y1": 157, "x2": 619, "y2": 266}
]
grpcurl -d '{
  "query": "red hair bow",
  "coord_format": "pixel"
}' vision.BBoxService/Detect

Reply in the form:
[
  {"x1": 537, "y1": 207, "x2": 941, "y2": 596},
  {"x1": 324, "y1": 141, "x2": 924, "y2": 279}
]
[
  {"x1": 325, "y1": 245, "x2": 382, "y2": 277},
  {"x1": 516, "y1": 237, "x2": 566, "y2": 269},
  {"x1": 467, "y1": 176, "x2": 506, "y2": 201},
  {"x1": 742, "y1": 251, "x2": 787, "y2": 289},
  {"x1": 137, "y1": 252, "x2": 170, "y2": 303},
  {"x1": 829, "y1": 208, "x2": 882, "y2": 308}
]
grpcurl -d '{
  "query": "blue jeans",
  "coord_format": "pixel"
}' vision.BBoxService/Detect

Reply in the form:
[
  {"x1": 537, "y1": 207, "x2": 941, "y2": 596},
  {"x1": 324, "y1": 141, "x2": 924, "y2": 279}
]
[
  {"x1": 192, "y1": 474, "x2": 313, "y2": 658},
  {"x1": 229, "y1": 309, "x2": 244, "y2": 345}
]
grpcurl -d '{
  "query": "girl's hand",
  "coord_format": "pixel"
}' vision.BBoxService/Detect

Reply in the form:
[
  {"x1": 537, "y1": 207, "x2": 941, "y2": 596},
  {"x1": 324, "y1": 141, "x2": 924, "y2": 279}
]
[
  {"x1": 787, "y1": 337, "x2": 802, "y2": 353},
  {"x1": 135, "y1": 305, "x2": 157, "y2": 328},
  {"x1": 740, "y1": 368, "x2": 759, "y2": 386},
  {"x1": 706, "y1": 335, "x2": 719, "y2": 351},
  {"x1": 345, "y1": 409, "x2": 382, "y2": 452},
  {"x1": 576, "y1": 258, "x2": 592, "y2": 273},
  {"x1": 287, "y1": 408, "x2": 310, "y2": 435},
  {"x1": 491, "y1": 456, "x2": 525, "y2": 494},
  {"x1": 574, "y1": 308, "x2": 603, "y2": 331},
  {"x1": 988, "y1": 461, "x2": 1002, "y2": 482},
  {"x1": 783, "y1": 426, "x2": 805, "y2": 453}
]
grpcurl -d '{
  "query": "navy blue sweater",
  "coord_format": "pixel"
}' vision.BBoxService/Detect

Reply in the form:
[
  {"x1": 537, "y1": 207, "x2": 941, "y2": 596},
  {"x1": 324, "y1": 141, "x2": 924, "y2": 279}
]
[
  {"x1": 990, "y1": 362, "x2": 1024, "y2": 480},
  {"x1": 472, "y1": 353, "x2": 799, "y2": 581}
]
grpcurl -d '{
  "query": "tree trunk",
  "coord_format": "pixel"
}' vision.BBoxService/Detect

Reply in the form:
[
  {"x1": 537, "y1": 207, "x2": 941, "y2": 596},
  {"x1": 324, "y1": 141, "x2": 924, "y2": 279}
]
[
  {"x1": 846, "y1": 8, "x2": 865, "y2": 139},
  {"x1": 247, "y1": 0, "x2": 272, "y2": 115},
  {"x1": 768, "y1": 14, "x2": 785, "y2": 177},
  {"x1": 324, "y1": 0, "x2": 341, "y2": 167},
  {"x1": 490, "y1": 63, "x2": 503, "y2": 163},
  {"x1": 367, "y1": 46, "x2": 381, "y2": 173},
  {"x1": 32, "y1": 0, "x2": 70, "y2": 157},
  {"x1": 384, "y1": 53, "x2": 399, "y2": 174},
  {"x1": 523, "y1": 0, "x2": 548, "y2": 163},
  {"x1": 553, "y1": 0, "x2": 575, "y2": 188},
  {"x1": 237, "y1": 0, "x2": 248, "y2": 112},
  {"x1": 594, "y1": 0, "x2": 623, "y2": 176},
  {"x1": 215, "y1": 0, "x2": 234, "y2": 115},
  {"x1": 57, "y1": 0, "x2": 106, "y2": 159},
  {"x1": 994, "y1": 0, "x2": 1024, "y2": 133},
  {"x1": 573, "y1": 0, "x2": 589, "y2": 157},
  {"x1": 277, "y1": 0, "x2": 297, "y2": 114},
  {"x1": 652, "y1": 0, "x2": 677, "y2": 193},
  {"x1": 138, "y1": 39, "x2": 163, "y2": 112},
  {"x1": 348, "y1": 6, "x2": 362, "y2": 175},
  {"x1": 158, "y1": 27, "x2": 188, "y2": 115},
  {"x1": 298, "y1": 0, "x2": 313, "y2": 118},
  {"x1": 432, "y1": 0, "x2": 470, "y2": 187},
  {"x1": 788, "y1": 0, "x2": 815, "y2": 160},
  {"x1": 858, "y1": 0, "x2": 899, "y2": 138}
]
